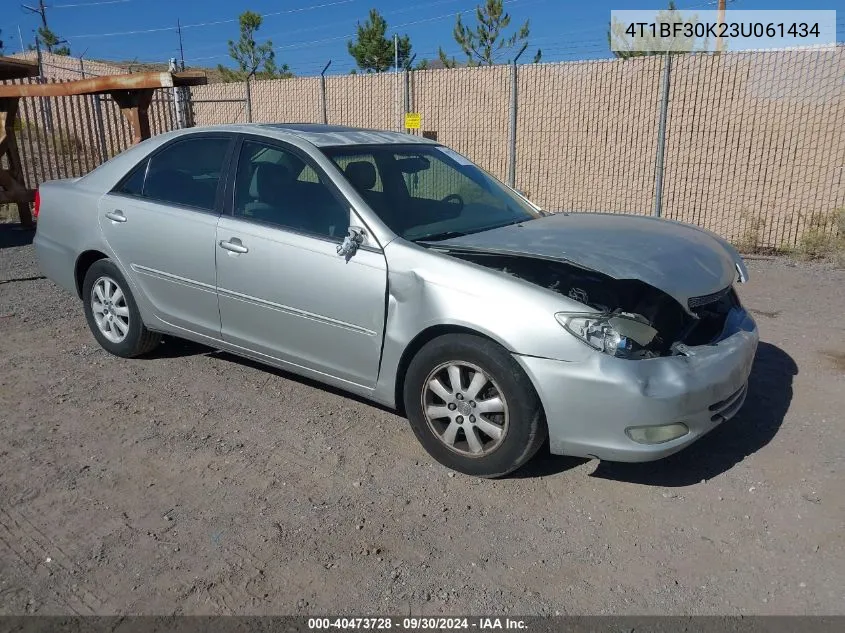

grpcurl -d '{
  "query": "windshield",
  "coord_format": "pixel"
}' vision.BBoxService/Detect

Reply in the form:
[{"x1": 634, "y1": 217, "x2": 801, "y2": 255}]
[{"x1": 321, "y1": 144, "x2": 543, "y2": 241}]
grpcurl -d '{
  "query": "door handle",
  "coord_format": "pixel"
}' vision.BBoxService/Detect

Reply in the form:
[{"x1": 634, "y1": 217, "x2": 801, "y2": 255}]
[
  {"x1": 219, "y1": 238, "x2": 248, "y2": 254},
  {"x1": 105, "y1": 210, "x2": 127, "y2": 223}
]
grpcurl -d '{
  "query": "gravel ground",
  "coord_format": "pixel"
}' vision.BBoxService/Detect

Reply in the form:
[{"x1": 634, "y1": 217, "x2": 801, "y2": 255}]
[{"x1": 1, "y1": 225, "x2": 843, "y2": 616}]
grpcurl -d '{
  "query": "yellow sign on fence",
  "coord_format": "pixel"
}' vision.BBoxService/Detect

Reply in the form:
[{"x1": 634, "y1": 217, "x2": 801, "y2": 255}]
[{"x1": 404, "y1": 112, "x2": 421, "y2": 129}]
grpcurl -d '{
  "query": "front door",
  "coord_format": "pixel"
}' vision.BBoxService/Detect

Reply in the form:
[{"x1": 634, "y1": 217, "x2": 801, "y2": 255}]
[
  {"x1": 98, "y1": 134, "x2": 233, "y2": 338},
  {"x1": 215, "y1": 138, "x2": 388, "y2": 388}
]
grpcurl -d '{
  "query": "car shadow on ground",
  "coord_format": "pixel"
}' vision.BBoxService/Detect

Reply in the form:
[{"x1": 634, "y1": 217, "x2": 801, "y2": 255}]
[
  {"x1": 153, "y1": 336, "x2": 218, "y2": 359},
  {"x1": 587, "y1": 341, "x2": 797, "y2": 487},
  {"x1": 150, "y1": 336, "x2": 796, "y2": 485},
  {"x1": 156, "y1": 339, "x2": 402, "y2": 416},
  {"x1": 0, "y1": 223, "x2": 35, "y2": 249}
]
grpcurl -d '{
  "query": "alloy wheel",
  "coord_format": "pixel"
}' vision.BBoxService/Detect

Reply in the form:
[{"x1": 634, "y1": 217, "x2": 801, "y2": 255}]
[
  {"x1": 421, "y1": 361, "x2": 509, "y2": 457},
  {"x1": 91, "y1": 276, "x2": 130, "y2": 344}
]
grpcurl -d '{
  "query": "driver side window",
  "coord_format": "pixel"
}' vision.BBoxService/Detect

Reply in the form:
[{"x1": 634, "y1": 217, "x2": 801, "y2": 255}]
[{"x1": 233, "y1": 140, "x2": 349, "y2": 239}]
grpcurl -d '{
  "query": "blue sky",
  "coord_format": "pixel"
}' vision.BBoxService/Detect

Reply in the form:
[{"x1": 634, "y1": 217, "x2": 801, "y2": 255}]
[{"x1": 2, "y1": 0, "x2": 842, "y2": 75}]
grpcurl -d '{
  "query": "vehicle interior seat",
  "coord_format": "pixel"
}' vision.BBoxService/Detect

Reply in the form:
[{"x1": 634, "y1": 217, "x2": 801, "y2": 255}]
[
  {"x1": 241, "y1": 161, "x2": 348, "y2": 238},
  {"x1": 344, "y1": 161, "x2": 389, "y2": 214},
  {"x1": 243, "y1": 162, "x2": 293, "y2": 223},
  {"x1": 145, "y1": 168, "x2": 213, "y2": 209}
]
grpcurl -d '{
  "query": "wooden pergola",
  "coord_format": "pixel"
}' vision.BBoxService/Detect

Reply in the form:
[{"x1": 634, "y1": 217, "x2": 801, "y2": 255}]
[{"x1": 0, "y1": 56, "x2": 206, "y2": 227}]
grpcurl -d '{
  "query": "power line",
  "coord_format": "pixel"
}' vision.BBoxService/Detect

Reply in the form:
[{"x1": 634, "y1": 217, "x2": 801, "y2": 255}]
[
  {"x1": 185, "y1": 0, "x2": 545, "y2": 62},
  {"x1": 127, "y1": 0, "x2": 474, "y2": 61},
  {"x1": 66, "y1": 0, "x2": 356, "y2": 39},
  {"x1": 52, "y1": 0, "x2": 130, "y2": 8}
]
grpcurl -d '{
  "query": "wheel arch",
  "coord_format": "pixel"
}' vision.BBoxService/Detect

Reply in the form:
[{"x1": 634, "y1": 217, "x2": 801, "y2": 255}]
[
  {"x1": 74, "y1": 250, "x2": 109, "y2": 299},
  {"x1": 392, "y1": 324, "x2": 511, "y2": 416}
]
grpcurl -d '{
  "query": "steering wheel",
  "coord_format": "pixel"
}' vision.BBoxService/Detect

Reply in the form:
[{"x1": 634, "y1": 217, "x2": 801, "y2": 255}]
[{"x1": 440, "y1": 193, "x2": 465, "y2": 212}]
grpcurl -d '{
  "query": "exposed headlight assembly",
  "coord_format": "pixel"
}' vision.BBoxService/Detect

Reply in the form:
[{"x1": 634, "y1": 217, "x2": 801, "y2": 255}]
[{"x1": 555, "y1": 312, "x2": 658, "y2": 358}]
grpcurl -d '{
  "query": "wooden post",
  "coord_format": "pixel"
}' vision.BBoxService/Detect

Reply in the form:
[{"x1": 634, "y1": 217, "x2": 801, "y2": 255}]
[
  {"x1": 0, "y1": 96, "x2": 34, "y2": 227},
  {"x1": 110, "y1": 88, "x2": 154, "y2": 145}
]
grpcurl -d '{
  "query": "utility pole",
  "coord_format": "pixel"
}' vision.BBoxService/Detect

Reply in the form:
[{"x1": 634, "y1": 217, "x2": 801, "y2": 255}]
[
  {"x1": 177, "y1": 19, "x2": 186, "y2": 70},
  {"x1": 34, "y1": 33, "x2": 43, "y2": 75},
  {"x1": 21, "y1": 0, "x2": 51, "y2": 52}
]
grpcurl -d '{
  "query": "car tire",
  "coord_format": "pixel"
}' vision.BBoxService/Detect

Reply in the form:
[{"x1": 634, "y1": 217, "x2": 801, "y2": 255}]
[
  {"x1": 82, "y1": 259, "x2": 160, "y2": 358},
  {"x1": 403, "y1": 333, "x2": 547, "y2": 478}
]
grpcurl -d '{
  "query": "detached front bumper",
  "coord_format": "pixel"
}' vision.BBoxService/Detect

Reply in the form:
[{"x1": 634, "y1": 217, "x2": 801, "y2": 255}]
[{"x1": 514, "y1": 309, "x2": 759, "y2": 462}]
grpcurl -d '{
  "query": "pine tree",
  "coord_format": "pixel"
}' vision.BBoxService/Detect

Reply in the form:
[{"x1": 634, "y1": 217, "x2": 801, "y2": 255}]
[
  {"x1": 217, "y1": 11, "x2": 292, "y2": 82},
  {"x1": 452, "y1": 0, "x2": 539, "y2": 66},
  {"x1": 347, "y1": 9, "x2": 412, "y2": 73}
]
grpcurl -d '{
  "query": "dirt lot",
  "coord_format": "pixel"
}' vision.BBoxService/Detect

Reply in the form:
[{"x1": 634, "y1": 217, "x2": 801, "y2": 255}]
[{"x1": 1, "y1": 225, "x2": 843, "y2": 616}]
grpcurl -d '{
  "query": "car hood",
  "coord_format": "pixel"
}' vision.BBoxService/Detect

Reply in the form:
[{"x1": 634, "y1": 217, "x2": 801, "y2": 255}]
[{"x1": 433, "y1": 212, "x2": 744, "y2": 312}]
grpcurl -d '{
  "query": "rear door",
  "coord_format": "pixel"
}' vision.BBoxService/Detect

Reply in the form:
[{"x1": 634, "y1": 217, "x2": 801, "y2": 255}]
[
  {"x1": 215, "y1": 136, "x2": 388, "y2": 388},
  {"x1": 98, "y1": 134, "x2": 234, "y2": 338}
]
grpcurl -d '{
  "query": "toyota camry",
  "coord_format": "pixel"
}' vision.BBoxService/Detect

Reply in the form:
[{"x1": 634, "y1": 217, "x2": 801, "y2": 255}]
[{"x1": 34, "y1": 124, "x2": 758, "y2": 477}]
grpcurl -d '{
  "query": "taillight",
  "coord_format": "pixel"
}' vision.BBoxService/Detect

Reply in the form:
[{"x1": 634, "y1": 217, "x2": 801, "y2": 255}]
[{"x1": 33, "y1": 189, "x2": 40, "y2": 219}]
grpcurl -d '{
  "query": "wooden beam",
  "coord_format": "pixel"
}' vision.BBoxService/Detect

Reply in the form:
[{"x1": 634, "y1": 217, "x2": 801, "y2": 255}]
[
  {"x1": 0, "y1": 71, "x2": 207, "y2": 99},
  {"x1": 0, "y1": 97, "x2": 33, "y2": 227},
  {"x1": 111, "y1": 89, "x2": 155, "y2": 145},
  {"x1": 0, "y1": 190, "x2": 36, "y2": 204},
  {"x1": 0, "y1": 56, "x2": 39, "y2": 81}
]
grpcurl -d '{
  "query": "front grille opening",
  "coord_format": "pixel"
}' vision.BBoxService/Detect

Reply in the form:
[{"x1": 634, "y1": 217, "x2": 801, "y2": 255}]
[{"x1": 682, "y1": 287, "x2": 739, "y2": 346}]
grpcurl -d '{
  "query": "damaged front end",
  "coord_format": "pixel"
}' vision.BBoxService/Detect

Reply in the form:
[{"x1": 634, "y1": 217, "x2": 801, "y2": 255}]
[{"x1": 445, "y1": 251, "x2": 742, "y2": 359}]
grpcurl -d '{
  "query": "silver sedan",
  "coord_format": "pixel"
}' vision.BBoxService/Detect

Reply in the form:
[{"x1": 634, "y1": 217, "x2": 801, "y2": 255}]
[{"x1": 34, "y1": 124, "x2": 758, "y2": 477}]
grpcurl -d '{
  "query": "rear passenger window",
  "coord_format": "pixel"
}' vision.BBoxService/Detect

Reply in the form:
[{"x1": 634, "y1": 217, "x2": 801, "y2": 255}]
[
  {"x1": 142, "y1": 137, "x2": 230, "y2": 211},
  {"x1": 233, "y1": 140, "x2": 349, "y2": 239},
  {"x1": 116, "y1": 159, "x2": 147, "y2": 196}
]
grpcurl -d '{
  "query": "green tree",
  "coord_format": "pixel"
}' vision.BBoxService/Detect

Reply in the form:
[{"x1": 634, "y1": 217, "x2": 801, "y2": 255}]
[
  {"x1": 347, "y1": 8, "x2": 412, "y2": 73},
  {"x1": 451, "y1": 0, "x2": 539, "y2": 66},
  {"x1": 217, "y1": 10, "x2": 292, "y2": 82},
  {"x1": 39, "y1": 25, "x2": 70, "y2": 56},
  {"x1": 608, "y1": 2, "x2": 706, "y2": 59},
  {"x1": 437, "y1": 47, "x2": 458, "y2": 69}
]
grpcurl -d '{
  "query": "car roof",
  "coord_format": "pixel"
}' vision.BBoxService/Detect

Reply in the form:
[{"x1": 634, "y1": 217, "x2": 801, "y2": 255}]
[{"x1": 172, "y1": 123, "x2": 439, "y2": 148}]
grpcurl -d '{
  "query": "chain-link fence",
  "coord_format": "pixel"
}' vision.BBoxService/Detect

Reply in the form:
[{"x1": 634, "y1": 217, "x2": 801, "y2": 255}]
[
  {"x1": 186, "y1": 47, "x2": 843, "y2": 251},
  {"x1": 4, "y1": 47, "x2": 843, "y2": 251},
  {"x1": 1, "y1": 76, "x2": 183, "y2": 193}
]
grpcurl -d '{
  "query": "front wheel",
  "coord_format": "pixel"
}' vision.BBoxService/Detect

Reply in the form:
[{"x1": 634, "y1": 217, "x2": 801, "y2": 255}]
[
  {"x1": 403, "y1": 334, "x2": 547, "y2": 477},
  {"x1": 82, "y1": 259, "x2": 160, "y2": 358}
]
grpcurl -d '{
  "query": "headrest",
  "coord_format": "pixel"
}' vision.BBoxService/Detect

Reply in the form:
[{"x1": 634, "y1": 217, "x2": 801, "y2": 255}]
[
  {"x1": 344, "y1": 161, "x2": 377, "y2": 191},
  {"x1": 253, "y1": 162, "x2": 291, "y2": 201},
  {"x1": 145, "y1": 169, "x2": 195, "y2": 200}
]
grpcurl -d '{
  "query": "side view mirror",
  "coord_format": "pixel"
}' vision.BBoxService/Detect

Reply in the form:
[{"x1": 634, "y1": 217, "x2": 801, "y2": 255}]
[{"x1": 337, "y1": 226, "x2": 366, "y2": 261}]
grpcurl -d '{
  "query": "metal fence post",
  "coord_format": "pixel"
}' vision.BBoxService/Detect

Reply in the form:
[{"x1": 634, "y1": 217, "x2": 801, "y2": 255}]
[
  {"x1": 169, "y1": 58, "x2": 186, "y2": 129},
  {"x1": 320, "y1": 60, "x2": 331, "y2": 124},
  {"x1": 404, "y1": 68, "x2": 410, "y2": 131},
  {"x1": 244, "y1": 78, "x2": 253, "y2": 123},
  {"x1": 93, "y1": 97, "x2": 108, "y2": 163},
  {"x1": 508, "y1": 45, "x2": 528, "y2": 189},
  {"x1": 653, "y1": 53, "x2": 672, "y2": 218}
]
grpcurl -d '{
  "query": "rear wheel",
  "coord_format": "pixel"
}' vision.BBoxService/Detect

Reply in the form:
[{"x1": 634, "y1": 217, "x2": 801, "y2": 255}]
[
  {"x1": 82, "y1": 259, "x2": 159, "y2": 358},
  {"x1": 403, "y1": 334, "x2": 546, "y2": 477}
]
